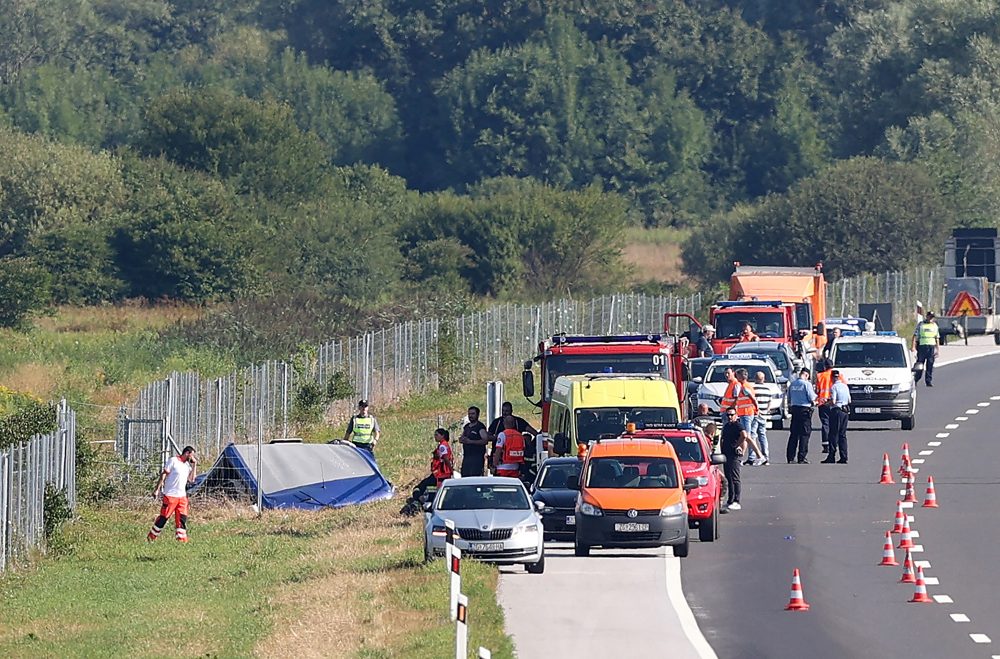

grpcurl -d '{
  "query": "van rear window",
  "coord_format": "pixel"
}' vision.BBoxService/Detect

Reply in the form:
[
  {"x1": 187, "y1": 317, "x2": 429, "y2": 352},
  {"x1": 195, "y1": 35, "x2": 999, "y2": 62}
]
[{"x1": 586, "y1": 457, "x2": 678, "y2": 489}]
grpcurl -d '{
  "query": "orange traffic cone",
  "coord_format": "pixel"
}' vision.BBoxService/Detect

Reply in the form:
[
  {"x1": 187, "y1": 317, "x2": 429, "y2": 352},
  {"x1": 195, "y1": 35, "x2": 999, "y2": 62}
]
[
  {"x1": 785, "y1": 568, "x2": 811, "y2": 611},
  {"x1": 890, "y1": 500, "x2": 905, "y2": 534},
  {"x1": 878, "y1": 531, "x2": 899, "y2": 566},
  {"x1": 902, "y1": 474, "x2": 918, "y2": 503},
  {"x1": 897, "y1": 519, "x2": 914, "y2": 549},
  {"x1": 922, "y1": 477, "x2": 939, "y2": 508},
  {"x1": 909, "y1": 566, "x2": 934, "y2": 603},
  {"x1": 899, "y1": 443, "x2": 911, "y2": 475},
  {"x1": 879, "y1": 453, "x2": 895, "y2": 484},
  {"x1": 900, "y1": 549, "x2": 916, "y2": 583}
]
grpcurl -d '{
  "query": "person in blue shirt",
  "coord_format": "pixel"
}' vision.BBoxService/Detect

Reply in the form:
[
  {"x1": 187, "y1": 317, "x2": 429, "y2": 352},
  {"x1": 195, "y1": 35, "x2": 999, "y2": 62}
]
[
  {"x1": 822, "y1": 370, "x2": 852, "y2": 464},
  {"x1": 786, "y1": 368, "x2": 817, "y2": 464}
]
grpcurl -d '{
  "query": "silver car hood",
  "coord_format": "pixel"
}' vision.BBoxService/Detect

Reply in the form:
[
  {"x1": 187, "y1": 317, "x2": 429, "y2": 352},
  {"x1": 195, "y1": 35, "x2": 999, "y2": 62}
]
[{"x1": 435, "y1": 508, "x2": 536, "y2": 530}]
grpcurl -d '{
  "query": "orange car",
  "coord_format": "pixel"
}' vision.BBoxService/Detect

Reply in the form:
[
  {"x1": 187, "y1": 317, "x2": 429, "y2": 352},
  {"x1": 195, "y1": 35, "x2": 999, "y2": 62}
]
[{"x1": 572, "y1": 437, "x2": 696, "y2": 558}]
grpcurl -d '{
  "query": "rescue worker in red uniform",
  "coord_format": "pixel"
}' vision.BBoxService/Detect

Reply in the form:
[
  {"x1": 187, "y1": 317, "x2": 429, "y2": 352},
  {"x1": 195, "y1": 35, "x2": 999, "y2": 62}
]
[
  {"x1": 492, "y1": 416, "x2": 526, "y2": 478},
  {"x1": 147, "y1": 445, "x2": 197, "y2": 542},
  {"x1": 399, "y1": 429, "x2": 453, "y2": 516}
]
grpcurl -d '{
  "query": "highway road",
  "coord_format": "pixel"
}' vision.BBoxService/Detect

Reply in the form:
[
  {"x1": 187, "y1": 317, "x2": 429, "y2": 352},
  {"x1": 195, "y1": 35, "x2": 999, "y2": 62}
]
[{"x1": 500, "y1": 341, "x2": 1000, "y2": 658}]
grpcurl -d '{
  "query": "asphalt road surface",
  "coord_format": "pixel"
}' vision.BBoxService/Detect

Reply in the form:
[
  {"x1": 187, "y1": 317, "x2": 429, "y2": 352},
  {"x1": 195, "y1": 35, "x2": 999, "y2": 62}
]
[{"x1": 500, "y1": 340, "x2": 1000, "y2": 658}]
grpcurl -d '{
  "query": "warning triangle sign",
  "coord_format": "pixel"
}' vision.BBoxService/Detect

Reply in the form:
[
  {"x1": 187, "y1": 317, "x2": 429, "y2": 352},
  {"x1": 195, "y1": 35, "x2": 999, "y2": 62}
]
[{"x1": 947, "y1": 291, "x2": 982, "y2": 316}]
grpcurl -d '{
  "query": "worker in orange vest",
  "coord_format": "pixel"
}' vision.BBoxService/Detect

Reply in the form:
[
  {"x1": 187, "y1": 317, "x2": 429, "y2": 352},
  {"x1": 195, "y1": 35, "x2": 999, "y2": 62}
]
[
  {"x1": 399, "y1": 428, "x2": 453, "y2": 516},
  {"x1": 722, "y1": 368, "x2": 765, "y2": 459},
  {"x1": 815, "y1": 359, "x2": 846, "y2": 454},
  {"x1": 493, "y1": 415, "x2": 527, "y2": 478}
]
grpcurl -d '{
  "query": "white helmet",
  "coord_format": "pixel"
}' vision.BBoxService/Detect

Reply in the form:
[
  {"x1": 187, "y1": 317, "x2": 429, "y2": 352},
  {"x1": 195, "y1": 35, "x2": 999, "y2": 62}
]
[{"x1": 702, "y1": 324, "x2": 715, "y2": 333}]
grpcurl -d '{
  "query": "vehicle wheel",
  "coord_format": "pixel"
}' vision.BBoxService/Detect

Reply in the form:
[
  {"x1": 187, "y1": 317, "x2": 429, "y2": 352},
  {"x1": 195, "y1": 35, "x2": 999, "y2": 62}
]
[
  {"x1": 994, "y1": 331, "x2": 1000, "y2": 346},
  {"x1": 423, "y1": 543, "x2": 433, "y2": 564},
  {"x1": 902, "y1": 416, "x2": 915, "y2": 431},
  {"x1": 699, "y1": 507, "x2": 718, "y2": 543},
  {"x1": 526, "y1": 552, "x2": 545, "y2": 574},
  {"x1": 772, "y1": 419, "x2": 784, "y2": 430},
  {"x1": 574, "y1": 539, "x2": 591, "y2": 557},
  {"x1": 673, "y1": 536, "x2": 690, "y2": 558}
]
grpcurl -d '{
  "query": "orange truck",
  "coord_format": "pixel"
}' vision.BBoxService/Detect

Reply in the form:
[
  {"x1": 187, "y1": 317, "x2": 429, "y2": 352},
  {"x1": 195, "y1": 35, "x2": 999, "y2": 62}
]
[{"x1": 709, "y1": 263, "x2": 827, "y2": 356}]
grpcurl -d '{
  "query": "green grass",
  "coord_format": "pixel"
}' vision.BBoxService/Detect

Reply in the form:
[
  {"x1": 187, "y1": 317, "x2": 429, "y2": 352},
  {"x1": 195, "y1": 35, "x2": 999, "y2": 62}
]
[{"x1": 623, "y1": 225, "x2": 691, "y2": 246}]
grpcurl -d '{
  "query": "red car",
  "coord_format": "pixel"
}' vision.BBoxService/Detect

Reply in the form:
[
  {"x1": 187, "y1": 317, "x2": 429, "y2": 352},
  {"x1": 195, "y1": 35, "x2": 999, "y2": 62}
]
[{"x1": 619, "y1": 425, "x2": 725, "y2": 542}]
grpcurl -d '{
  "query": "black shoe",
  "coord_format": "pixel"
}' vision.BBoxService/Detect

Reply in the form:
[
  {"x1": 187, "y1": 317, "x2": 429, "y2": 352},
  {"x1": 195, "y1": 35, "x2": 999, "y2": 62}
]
[
  {"x1": 821, "y1": 445, "x2": 829, "y2": 453},
  {"x1": 798, "y1": 458, "x2": 809, "y2": 464},
  {"x1": 926, "y1": 383, "x2": 933, "y2": 387},
  {"x1": 821, "y1": 457, "x2": 837, "y2": 464},
  {"x1": 837, "y1": 459, "x2": 848, "y2": 464},
  {"x1": 743, "y1": 459, "x2": 754, "y2": 466}
]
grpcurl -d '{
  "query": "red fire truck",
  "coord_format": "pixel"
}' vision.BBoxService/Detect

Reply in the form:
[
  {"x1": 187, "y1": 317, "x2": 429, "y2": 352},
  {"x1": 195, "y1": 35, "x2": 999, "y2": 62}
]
[{"x1": 522, "y1": 334, "x2": 687, "y2": 431}]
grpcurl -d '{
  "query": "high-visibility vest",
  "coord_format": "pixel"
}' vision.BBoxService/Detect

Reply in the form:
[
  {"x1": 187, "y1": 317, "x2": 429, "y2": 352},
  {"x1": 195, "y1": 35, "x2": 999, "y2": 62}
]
[
  {"x1": 351, "y1": 415, "x2": 375, "y2": 444},
  {"x1": 500, "y1": 430, "x2": 526, "y2": 464},
  {"x1": 431, "y1": 440, "x2": 453, "y2": 483},
  {"x1": 721, "y1": 380, "x2": 739, "y2": 410},
  {"x1": 733, "y1": 382, "x2": 758, "y2": 416},
  {"x1": 816, "y1": 371, "x2": 832, "y2": 403},
  {"x1": 577, "y1": 442, "x2": 587, "y2": 459},
  {"x1": 917, "y1": 322, "x2": 940, "y2": 346}
]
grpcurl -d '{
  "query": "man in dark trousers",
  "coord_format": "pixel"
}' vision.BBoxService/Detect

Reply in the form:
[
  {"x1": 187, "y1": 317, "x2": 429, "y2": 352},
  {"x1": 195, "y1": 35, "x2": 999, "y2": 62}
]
[
  {"x1": 786, "y1": 368, "x2": 816, "y2": 464},
  {"x1": 912, "y1": 312, "x2": 940, "y2": 387},
  {"x1": 459, "y1": 406, "x2": 490, "y2": 476},
  {"x1": 720, "y1": 407, "x2": 751, "y2": 511},
  {"x1": 822, "y1": 370, "x2": 852, "y2": 464}
]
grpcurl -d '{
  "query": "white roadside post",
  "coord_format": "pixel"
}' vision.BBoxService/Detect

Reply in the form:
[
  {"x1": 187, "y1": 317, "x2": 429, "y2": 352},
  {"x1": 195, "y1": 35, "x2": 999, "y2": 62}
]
[
  {"x1": 449, "y1": 546, "x2": 462, "y2": 622},
  {"x1": 455, "y1": 593, "x2": 469, "y2": 659},
  {"x1": 445, "y1": 518, "x2": 456, "y2": 568}
]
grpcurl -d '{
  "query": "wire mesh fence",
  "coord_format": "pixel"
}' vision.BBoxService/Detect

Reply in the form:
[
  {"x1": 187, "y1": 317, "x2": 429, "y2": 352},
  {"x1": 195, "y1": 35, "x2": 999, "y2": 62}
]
[
  {"x1": 1, "y1": 400, "x2": 77, "y2": 573},
  {"x1": 118, "y1": 265, "x2": 943, "y2": 470}
]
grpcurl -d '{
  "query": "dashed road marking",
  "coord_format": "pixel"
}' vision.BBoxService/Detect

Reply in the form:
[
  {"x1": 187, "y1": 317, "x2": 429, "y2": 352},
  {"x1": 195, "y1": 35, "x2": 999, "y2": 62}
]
[
  {"x1": 910, "y1": 530, "x2": 921, "y2": 538},
  {"x1": 928, "y1": 441, "x2": 942, "y2": 447},
  {"x1": 956, "y1": 416, "x2": 969, "y2": 421},
  {"x1": 899, "y1": 489, "x2": 907, "y2": 496},
  {"x1": 911, "y1": 545, "x2": 924, "y2": 552},
  {"x1": 935, "y1": 432, "x2": 950, "y2": 438},
  {"x1": 915, "y1": 560, "x2": 931, "y2": 568},
  {"x1": 945, "y1": 423, "x2": 959, "y2": 429},
  {"x1": 978, "y1": 402, "x2": 990, "y2": 407},
  {"x1": 901, "y1": 501, "x2": 914, "y2": 508},
  {"x1": 970, "y1": 634, "x2": 991, "y2": 644},
  {"x1": 951, "y1": 614, "x2": 970, "y2": 622},
  {"x1": 912, "y1": 459, "x2": 925, "y2": 464},
  {"x1": 907, "y1": 515, "x2": 915, "y2": 523},
  {"x1": 966, "y1": 409, "x2": 980, "y2": 414},
  {"x1": 919, "y1": 450, "x2": 934, "y2": 455},
  {"x1": 991, "y1": 395, "x2": 1000, "y2": 400},
  {"x1": 933, "y1": 594, "x2": 953, "y2": 603},
  {"x1": 923, "y1": 576, "x2": 938, "y2": 584}
]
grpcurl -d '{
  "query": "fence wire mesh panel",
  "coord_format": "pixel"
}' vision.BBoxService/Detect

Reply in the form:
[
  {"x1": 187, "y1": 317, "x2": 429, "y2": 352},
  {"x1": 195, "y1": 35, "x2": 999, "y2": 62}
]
[
  {"x1": 119, "y1": 266, "x2": 939, "y2": 466},
  {"x1": 1, "y1": 401, "x2": 77, "y2": 573}
]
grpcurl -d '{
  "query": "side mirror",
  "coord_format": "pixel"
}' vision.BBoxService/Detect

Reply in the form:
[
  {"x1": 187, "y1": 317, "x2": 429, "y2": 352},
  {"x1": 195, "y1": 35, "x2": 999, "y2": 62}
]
[
  {"x1": 692, "y1": 376, "x2": 703, "y2": 383},
  {"x1": 553, "y1": 433, "x2": 571, "y2": 455},
  {"x1": 522, "y1": 369, "x2": 535, "y2": 398},
  {"x1": 683, "y1": 477, "x2": 699, "y2": 492},
  {"x1": 534, "y1": 500, "x2": 545, "y2": 511},
  {"x1": 422, "y1": 501, "x2": 434, "y2": 512},
  {"x1": 711, "y1": 453, "x2": 726, "y2": 465},
  {"x1": 776, "y1": 376, "x2": 788, "y2": 385}
]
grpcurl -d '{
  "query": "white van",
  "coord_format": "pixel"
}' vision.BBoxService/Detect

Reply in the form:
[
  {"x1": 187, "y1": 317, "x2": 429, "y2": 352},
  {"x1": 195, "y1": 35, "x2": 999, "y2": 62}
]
[{"x1": 829, "y1": 333, "x2": 916, "y2": 430}]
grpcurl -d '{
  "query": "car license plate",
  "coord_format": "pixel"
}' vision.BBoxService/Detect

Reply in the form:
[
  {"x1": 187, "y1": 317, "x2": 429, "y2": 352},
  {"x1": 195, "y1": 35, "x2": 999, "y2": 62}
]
[
  {"x1": 614, "y1": 523, "x2": 650, "y2": 532},
  {"x1": 471, "y1": 542, "x2": 504, "y2": 552},
  {"x1": 856, "y1": 407, "x2": 880, "y2": 413},
  {"x1": 566, "y1": 515, "x2": 576, "y2": 526}
]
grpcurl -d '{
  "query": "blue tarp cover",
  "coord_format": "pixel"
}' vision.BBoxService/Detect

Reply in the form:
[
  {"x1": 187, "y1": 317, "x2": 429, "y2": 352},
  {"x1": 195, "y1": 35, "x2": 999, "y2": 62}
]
[{"x1": 191, "y1": 442, "x2": 394, "y2": 510}]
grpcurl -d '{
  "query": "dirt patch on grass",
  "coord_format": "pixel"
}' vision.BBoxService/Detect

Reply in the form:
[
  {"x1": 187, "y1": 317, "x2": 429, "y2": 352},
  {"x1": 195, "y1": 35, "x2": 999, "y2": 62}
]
[
  {"x1": 36, "y1": 303, "x2": 204, "y2": 334},
  {"x1": 623, "y1": 241, "x2": 684, "y2": 284}
]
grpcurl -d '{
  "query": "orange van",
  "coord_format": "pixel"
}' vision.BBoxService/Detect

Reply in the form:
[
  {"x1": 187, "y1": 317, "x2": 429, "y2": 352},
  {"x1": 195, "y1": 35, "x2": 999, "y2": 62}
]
[{"x1": 572, "y1": 437, "x2": 696, "y2": 558}]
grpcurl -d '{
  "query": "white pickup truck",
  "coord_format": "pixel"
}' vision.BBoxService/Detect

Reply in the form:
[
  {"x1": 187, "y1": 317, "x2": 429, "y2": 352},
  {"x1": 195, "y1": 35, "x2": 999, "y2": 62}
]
[{"x1": 829, "y1": 333, "x2": 917, "y2": 430}]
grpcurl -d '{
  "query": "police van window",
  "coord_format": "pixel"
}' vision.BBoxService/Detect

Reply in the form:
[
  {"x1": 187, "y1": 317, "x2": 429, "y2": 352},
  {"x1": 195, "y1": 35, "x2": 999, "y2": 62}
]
[{"x1": 834, "y1": 342, "x2": 907, "y2": 368}]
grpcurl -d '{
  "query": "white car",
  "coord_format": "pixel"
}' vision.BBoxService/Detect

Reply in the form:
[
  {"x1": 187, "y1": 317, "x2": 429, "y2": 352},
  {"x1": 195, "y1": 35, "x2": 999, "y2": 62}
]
[
  {"x1": 423, "y1": 477, "x2": 545, "y2": 573},
  {"x1": 829, "y1": 333, "x2": 916, "y2": 430},
  {"x1": 694, "y1": 356, "x2": 788, "y2": 428}
]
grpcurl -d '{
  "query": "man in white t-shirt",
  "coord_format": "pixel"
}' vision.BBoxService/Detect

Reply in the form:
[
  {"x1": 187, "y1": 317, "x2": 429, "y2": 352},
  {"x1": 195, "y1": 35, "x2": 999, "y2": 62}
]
[{"x1": 147, "y1": 446, "x2": 197, "y2": 543}]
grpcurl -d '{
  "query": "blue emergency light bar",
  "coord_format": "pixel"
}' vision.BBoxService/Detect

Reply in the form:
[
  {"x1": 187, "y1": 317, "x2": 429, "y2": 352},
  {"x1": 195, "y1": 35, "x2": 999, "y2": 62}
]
[
  {"x1": 840, "y1": 331, "x2": 897, "y2": 337},
  {"x1": 710, "y1": 353, "x2": 776, "y2": 362},
  {"x1": 713, "y1": 300, "x2": 784, "y2": 308},
  {"x1": 551, "y1": 334, "x2": 662, "y2": 345}
]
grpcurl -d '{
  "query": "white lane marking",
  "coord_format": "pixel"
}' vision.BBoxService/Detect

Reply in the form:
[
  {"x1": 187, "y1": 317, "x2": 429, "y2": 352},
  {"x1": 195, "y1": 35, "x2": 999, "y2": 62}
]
[
  {"x1": 910, "y1": 530, "x2": 920, "y2": 538},
  {"x1": 951, "y1": 614, "x2": 970, "y2": 622},
  {"x1": 978, "y1": 402, "x2": 991, "y2": 407},
  {"x1": 971, "y1": 634, "x2": 992, "y2": 643},
  {"x1": 923, "y1": 576, "x2": 938, "y2": 585},
  {"x1": 910, "y1": 467, "x2": 920, "y2": 474},
  {"x1": 664, "y1": 554, "x2": 718, "y2": 659},
  {"x1": 935, "y1": 433, "x2": 950, "y2": 438},
  {"x1": 912, "y1": 459, "x2": 926, "y2": 465},
  {"x1": 937, "y1": 350, "x2": 1000, "y2": 367},
  {"x1": 907, "y1": 515, "x2": 915, "y2": 523},
  {"x1": 899, "y1": 489, "x2": 907, "y2": 496},
  {"x1": 915, "y1": 560, "x2": 931, "y2": 568},
  {"x1": 928, "y1": 441, "x2": 942, "y2": 447},
  {"x1": 911, "y1": 545, "x2": 924, "y2": 552},
  {"x1": 966, "y1": 409, "x2": 980, "y2": 414},
  {"x1": 992, "y1": 395, "x2": 1000, "y2": 400},
  {"x1": 934, "y1": 595, "x2": 953, "y2": 603},
  {"x1": 919, "y1": 450, "x2": 934, "y2": 455},
  {"x1": 945, "y1": 423, "x2": 959, "y2": 429},
  {"x1": 901, "y1": 501, "x2": 914, "y2": 508},
  {"x1": 956, "y1": 416, "x2": 969, "y2": 421}
]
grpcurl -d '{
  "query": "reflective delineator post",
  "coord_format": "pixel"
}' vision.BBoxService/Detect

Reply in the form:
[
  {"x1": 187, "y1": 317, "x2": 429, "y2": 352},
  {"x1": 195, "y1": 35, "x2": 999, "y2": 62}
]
[
  {"x1": 445, "y1": 519, "x2": 456, "y2": 568},
  {"x1": 478, "y1": 647, "x2": 492, "y2": 658},
  {"x1": 455, "y1": 593, "x2": 469, "y2": 659},
  {"x1": 450, "y1": 546, "x2": 462, "y2": 622}
]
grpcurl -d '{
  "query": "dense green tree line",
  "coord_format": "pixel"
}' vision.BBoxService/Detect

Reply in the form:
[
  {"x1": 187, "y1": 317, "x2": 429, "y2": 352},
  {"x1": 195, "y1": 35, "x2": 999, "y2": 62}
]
[{"x1": 3, "y1": 0, "x2": 1000, "y2": 329}]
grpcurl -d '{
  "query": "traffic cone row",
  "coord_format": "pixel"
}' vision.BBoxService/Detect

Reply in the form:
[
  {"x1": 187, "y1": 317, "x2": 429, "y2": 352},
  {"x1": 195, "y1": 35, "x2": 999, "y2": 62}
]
[
  {"x1": 922, "y1": 477, "x2": 939, "y2": 508},
  {"x1": 890, "y1": 500, "x2": 905, "y2": 534},
  {"x1": 898, "y1": 443, "x2": 911, "y2": 475},
  {"x1": 878, "y1": 531, "x2": 899, "y2": 566},
  {"x1": 897, "y1": 518, "x2": 914, "y2": 549},
  {"x1": 902, "y1": 474, "x2": 918, "y2": 503},
  {"x1": 879, "y1": 453, "x2": 895, "y2": 484},
  {"x1": 785, "y1": 569, "x2": 810, "y2": 611},
  {"x1": 909, "y1": 567, "x2": 934, "y2": 603},
  {"x1": 899, "y1": 549, "x2": 916, "y2": 583}
]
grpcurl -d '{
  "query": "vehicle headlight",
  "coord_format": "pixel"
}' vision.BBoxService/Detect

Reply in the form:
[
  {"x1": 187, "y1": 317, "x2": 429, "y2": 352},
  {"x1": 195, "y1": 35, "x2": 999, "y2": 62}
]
[
  {"x1": 579, "y1": 502, "x2": 603, "y2": 517},
  {"x1": 695, "y1": 476, "x2": 709, "y2": 487},
  {"x1": 660, "y1": 502, "x2": 685, "y2": 516},
  {"x1": 512, "y1": 523, "x2": 538, "y2": 536}
]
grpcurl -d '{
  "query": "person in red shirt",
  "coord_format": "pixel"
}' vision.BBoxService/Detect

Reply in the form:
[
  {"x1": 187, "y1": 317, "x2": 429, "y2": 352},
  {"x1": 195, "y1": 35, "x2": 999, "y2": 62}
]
[
  {"x1": 400, "y1": 429, "x2": 453, "y2": 516},
  {"x1": 492, "y1": 416, "x2": 527, "y2": 478}
]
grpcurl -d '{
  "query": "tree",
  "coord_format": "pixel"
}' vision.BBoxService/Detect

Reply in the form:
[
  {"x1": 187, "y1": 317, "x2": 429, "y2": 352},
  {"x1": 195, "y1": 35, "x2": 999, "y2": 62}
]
[{"x1": 0, "y1": 255, "x2": 51, "y2": 328}]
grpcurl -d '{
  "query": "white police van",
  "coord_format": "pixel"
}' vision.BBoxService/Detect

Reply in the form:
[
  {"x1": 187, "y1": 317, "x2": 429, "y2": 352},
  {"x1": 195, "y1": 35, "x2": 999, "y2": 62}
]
[{"x1": 828, "y1": 332, "x2": 916, "y2": 430}]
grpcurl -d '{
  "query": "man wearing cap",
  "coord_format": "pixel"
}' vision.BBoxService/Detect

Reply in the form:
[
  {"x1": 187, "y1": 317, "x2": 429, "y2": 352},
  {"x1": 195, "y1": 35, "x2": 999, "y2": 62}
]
[
  {"x1": 696, "y1": 325, "x2": 715, "y2": 357},
  {"x1": 912, "y1": 311, "x2": 940, "y2": 387},
  {"x1": 344, "y1": 400, "x2": 380, "y2": 455},
  {"x1": 821, "y1": 370, "x2": 851, "y2": 464},
  {"x1": 786, "y1": 368, "x2": 816, "y2": 464}
]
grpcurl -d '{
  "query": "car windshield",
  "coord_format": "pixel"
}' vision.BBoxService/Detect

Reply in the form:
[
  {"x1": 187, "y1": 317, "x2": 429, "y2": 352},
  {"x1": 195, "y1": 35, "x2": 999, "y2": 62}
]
[
  {"x1": 732, "y1": 347, "x2": 789, "y2": 371},
  {"x1": 585, "y1": 456, "x2": 679, "y2": 489},
  {"x1": 539, "y1": 462, "x2": 581, "y2": 489},
  {"x1": 575, "y1": 407, "x2": 679, "y2": 443},
  {"x1": 542, "y1": 353, "x2": 668, "y2": 399},
  {"x1": 664, "y1": 435, "x2": 705, "y2": 462},
  {"x1": 715, "y1": 312, "x2": 786, "y2": 339},
  {"x1": 705, "y1": 365, "x2": 775, "y2": 383},
  {"x1": 690, "y1": 360, "x2": 711, "y2": 380},
  {"x1": 833, "y1": 342, "x2": 907, "y2": 368},
  {"x1": 438, "y1": 484, "x2": 530, "y2": 511}
]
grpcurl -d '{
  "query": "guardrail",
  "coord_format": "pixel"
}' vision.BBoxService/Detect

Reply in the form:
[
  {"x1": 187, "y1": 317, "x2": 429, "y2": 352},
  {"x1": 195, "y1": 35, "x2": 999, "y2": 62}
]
[{"x1": 1, "y1": 400, "x2": 77, "y2": 572}]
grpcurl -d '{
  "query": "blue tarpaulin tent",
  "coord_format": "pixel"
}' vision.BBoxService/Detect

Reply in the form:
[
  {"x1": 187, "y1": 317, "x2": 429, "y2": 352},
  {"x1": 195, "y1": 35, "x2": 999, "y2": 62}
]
[{"x1": 190, "y1": 441, "x2": 394, "y2": 510}]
